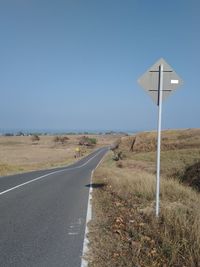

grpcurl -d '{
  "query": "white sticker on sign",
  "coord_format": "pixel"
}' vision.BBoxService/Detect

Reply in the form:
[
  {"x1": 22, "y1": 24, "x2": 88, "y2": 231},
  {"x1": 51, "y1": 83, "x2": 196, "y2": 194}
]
[{"x1": 171, "y1": 80, "x2": 179, "y2": 84}]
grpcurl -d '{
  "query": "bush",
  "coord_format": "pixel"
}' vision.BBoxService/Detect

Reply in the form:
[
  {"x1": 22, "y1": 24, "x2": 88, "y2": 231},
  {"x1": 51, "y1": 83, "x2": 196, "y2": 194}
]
[
  {"x1": 181, "y1": 161, "x2": 200, "y2": 191},
  {"x1": 89, "y1": 138, "x2": 97, "y2": 145},
  {"x1": 53, "y1": 136, "x2": 60, "y2": 143},
  {"x1": 112, "y1": 151, "x2": 123, "y2": 161},
  {"x1": 31, "y1": 135, "x2": 40, "y2": 143},
  {"x1": 111, "y1": 138, "x2": 121, "y2": 151},
  {"x1": 79, "y1": 136, "x2": 97, "y2": 146},
  {"x1": 53, "y1": 136, "x2": 69, "y2": 145}
]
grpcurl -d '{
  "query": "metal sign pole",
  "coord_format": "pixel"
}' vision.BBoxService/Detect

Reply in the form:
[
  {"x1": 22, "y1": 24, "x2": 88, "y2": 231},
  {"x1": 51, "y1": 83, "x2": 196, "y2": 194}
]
[
  {"x1": 156, "y1": 64, "x2": 164, "y2": 217},
  {"x1": 138, "y1": 58, "x2": 183, "y2": 217}
]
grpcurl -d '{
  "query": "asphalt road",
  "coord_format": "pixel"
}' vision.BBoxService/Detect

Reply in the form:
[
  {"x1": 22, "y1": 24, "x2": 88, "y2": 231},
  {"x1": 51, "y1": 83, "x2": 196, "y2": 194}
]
[{"x1": 0, "y1": 147, "x2": 109, "y2": 267}]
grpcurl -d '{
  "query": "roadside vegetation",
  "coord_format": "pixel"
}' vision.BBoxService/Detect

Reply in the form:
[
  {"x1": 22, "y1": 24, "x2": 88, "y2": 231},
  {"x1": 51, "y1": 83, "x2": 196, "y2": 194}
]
[
  {"x1": 79, "y1": 136, "x2": 97, "y2": 146},
  {"x1": 31, "y1": 134, "x2": 40, "y2": 144},
  {"x1": 88, "y1": 129, "x2": 200, "y2": 267},
  {"x1": 0, "y1": 134, "x2": 120, "y2": 176},
  {"x1": 53, "y1": 135, "x2": 69, "y2": 145}
]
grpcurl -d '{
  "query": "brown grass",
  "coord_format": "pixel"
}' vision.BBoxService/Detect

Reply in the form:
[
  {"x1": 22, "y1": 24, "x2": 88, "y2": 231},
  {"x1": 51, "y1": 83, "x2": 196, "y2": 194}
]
[
  {"x1": 0, "y1": 134, "x2": 118, "y2": 176},
  {"x1": 88, "y1": 129, "x2": 200, "y2": 267},
  {"x1": 123, "y1": 128, "x2": 200, "y2": 153}
]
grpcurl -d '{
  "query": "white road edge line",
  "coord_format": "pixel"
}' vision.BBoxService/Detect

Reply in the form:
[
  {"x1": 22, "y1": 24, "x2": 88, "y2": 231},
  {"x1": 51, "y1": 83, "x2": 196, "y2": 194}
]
[
  {"x1": 0, "y1": 149, "x2": 106, "y2": 197},
  {"x1": 81, "y1": 150, "x2": 108, "y2": 267}
]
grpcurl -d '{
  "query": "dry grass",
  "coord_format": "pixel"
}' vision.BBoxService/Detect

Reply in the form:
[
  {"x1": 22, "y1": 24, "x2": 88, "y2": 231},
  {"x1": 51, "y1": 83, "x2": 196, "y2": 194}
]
[
  {"x1": 0, "y1": 134, "x2": 118, "y2": 176},
  {"x1": 88, "y1": 129, "x2": 200, "y2": 267},
  {"x1": 128, "y1": 128, "x2": 200, "y2": 153},
  {"x1": 119, "y1": 129, "x2": 200, "y2": 179}
]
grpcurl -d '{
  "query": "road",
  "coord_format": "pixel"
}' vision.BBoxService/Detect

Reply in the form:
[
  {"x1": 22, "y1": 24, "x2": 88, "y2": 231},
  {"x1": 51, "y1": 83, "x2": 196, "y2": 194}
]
[{"x1": 0, "y1": 147, "x2": 109, "y2": 267}]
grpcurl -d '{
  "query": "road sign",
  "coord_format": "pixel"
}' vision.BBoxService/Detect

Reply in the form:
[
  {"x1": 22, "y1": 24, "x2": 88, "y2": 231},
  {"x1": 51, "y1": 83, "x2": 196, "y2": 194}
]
[
  {"x1": 137, "y1": 58, "x2": 183, "y2": 217},
  {"x1": 138, "y1": 58, "x2": 183, "y2": 105}
]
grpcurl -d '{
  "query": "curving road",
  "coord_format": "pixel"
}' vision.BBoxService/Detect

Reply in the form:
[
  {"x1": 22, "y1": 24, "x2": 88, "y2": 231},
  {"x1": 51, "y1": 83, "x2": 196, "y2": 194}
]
[{"x1": 0, "y1": 147, "x2": 109, "y2": 267}]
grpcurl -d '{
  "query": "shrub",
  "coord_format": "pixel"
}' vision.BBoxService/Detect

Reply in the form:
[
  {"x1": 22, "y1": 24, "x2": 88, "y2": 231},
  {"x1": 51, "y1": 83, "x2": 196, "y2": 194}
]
[
  {"x1": 112, "y1": 151, "x2": 123, "y2": 161},
  {"x1": 89, "y1": 138, "x2": 97, "y2": 145},
  {"x1": 181, "y1": 161, "x2": 200, "y2": 191},
  {"x1": 53, "y1": 136, "x2": 69, "y2": 145},
  {"x1": 53, "y1": 136, "x2": 60, "y2": 143},
  {"x1": 79, "y1": 136, "x2": 97, "y2": 146},
  {"x1": 31, "y1": 134, "x2": 40, "y2": 143},
  {"x1": 111, "y1": 138, "x2": 121, "y2": 151}
]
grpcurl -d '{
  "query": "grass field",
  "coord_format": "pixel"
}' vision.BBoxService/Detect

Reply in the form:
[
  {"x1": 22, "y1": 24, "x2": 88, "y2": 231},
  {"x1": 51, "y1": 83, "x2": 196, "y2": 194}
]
[
  {"x1": 88, "y1": 129, "x2": 200, "y2": 267},
  {"x1": 0, "y1": 134, "x2": 118, "y2": 176}
]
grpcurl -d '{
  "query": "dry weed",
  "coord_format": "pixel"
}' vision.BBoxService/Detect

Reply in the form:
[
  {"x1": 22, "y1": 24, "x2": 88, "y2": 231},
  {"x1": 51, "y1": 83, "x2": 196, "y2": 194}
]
[
  {"x1": 89, "y1": 146, "x2": 200, "y2": 266},
  {"x1": 0, "y1": 135, "x2": 118, "y2": 176}
]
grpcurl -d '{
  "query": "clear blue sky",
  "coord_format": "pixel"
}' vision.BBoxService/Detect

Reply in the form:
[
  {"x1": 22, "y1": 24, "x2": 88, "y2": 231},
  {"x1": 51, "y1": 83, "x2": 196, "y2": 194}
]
[{"x1": 0, "y1": 0, "x2": 199, "y2": 132}]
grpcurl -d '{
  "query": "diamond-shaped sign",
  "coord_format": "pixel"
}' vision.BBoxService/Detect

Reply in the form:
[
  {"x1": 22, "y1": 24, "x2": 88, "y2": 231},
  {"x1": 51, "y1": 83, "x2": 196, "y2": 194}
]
[{"x1": 138, "y1": 58, "x2": 183, "y2": 105}]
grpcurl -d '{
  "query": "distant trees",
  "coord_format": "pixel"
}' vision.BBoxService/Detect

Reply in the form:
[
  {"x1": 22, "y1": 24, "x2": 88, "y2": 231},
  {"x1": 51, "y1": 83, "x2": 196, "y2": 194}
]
[
  {"x1": 4, "y1": 133, "x2": 14, "y2": 136},
  {"x1": 16, "y1": 131, "x2": 25, "y2": 136}
]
